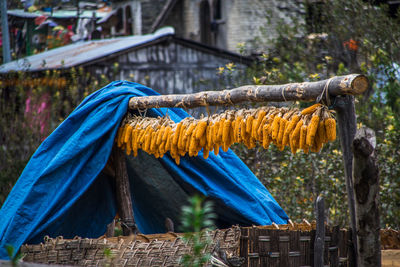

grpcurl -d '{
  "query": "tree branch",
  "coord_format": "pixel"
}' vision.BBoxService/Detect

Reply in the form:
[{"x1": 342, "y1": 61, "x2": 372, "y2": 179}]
[{"x1": 129, "y1": 74, "x2": 368, "y2": 110}]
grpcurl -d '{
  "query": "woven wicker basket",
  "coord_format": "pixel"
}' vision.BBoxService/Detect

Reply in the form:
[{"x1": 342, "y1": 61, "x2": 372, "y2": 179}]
[{"x1": 21, "y1": 227, "x2": 241, "y2": 267}]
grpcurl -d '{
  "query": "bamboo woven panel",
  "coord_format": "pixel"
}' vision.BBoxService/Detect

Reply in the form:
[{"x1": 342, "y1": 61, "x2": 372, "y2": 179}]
[
  {"x1": 20, "y1": 224, "x2": 400, "y2": 267},
  {"x1": 240, "y1": 224, "x2": 347, "y2": 267},
  {"x1": 21, "y1": 227, "x2": 241, "y2": 267}
]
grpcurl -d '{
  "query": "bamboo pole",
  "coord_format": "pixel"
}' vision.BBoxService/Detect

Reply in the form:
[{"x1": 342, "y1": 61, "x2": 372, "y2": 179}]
[{"x1": 129, "y1": 74, "x2": 368, "y2": 110}]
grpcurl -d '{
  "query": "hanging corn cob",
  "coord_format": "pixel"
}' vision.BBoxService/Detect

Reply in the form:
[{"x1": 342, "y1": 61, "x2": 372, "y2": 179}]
[{"x1": 116, "y1": 104, "x2": 336, "y2": 164}]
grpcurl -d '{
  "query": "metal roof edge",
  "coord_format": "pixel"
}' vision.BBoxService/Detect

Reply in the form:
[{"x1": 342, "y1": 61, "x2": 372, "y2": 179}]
[
  {"x1": 171, "y1": 37, "x2": 255, "y2": 66},
  {"x1": 0, "y1": 27, "x2": 176, "y2": 74}
]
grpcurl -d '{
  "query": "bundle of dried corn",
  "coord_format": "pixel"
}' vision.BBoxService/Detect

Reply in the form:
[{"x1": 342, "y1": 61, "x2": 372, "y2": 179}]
[{"x1": 116, "y1": 104, "x2": 336, "y2": 164}]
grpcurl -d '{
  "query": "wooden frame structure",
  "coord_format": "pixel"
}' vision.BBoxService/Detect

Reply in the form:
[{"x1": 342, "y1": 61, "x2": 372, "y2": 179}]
[{"x1": 112, "y1": 74, "x2": 379, "y2": 266}]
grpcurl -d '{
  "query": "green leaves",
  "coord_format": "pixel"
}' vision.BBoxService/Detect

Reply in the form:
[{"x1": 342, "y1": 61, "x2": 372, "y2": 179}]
[{"x1": 180, "y1": 195, "x2": 216, "y2": 267}]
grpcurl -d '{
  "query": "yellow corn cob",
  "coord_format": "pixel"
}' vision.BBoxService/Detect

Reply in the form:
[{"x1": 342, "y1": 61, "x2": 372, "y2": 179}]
[
  {"x1": 126, "y1": 139, "x2": 132, "y2": 155},
  {"x1": 144, "y1": 132, "x2": 152, "y2": 152},
  {"x1": 289, "y1": 120, "x2": 303, "y2": 152},
  {"x1": 251, "y1": 119, "x2": 259, "y2": 140},
  {"x1": 214, "y1": 143, "x2": 219, "y2": 156},
  {"x1": 231, "y1": 120, "x2": 236, "y2": 141},
  {"x1": 306, "y1": 115, "x2": 320, "y2": 146},
  {"x1": 158, "y1": 139, "x2": 165, "y2": 157},
  {"x1": 156, "y1": 126, "x2": 165, "y2": 145},
  {"x1": 325, "y1": 118, "x2": 336, "y2": 141},
  {"x1": 170, "y1": 134, "x2": 177, "y2": 156},
  {"x1": 206, "y1": 123, "x2": 212, "y2": 149},
  {"x1": 164, "y1": 133, "x2": 171, "y2": 153},
  {"x1": 229, "y1": 123, "x2": 235, "y2": 146},
  {"x1": 222, "y1": 119, "x2": 231, "y2": 144},
  {"x1": 246, "y1": 116, "x2": 254, "y2": 134},
  {"x1": 138, "y1": 128, "x2": 148, "y2": 145},
  {"x1": 185, "y1": 129, "x2": 192, "y2": 152},
  {"x1": 282, "y1": 115, "x2": 300, "y2": 147},
  {"x1": 178, "y1": 124, "x2": 187, "y2": 150},
  {"x1": 217, "y1": 118, "x2": 225, "y2": 143},
  {"x1": 150, "y1": 131, "x2": 157, "y2": 154},
  {"x1": 131, "y1": 128, "x2": 138, "y2": 156},
  {"x1": 262, "y1": 125, "x2": 271, "y2": 149},
  {"x1": 240, "y1": 118, "x2": 246, "y2": 142},
  {"x1": 175, "y1": 156, "x2": 180, "y2": 165},
  {"x1": 189, "y1": 134, "x2": 197, "y2": 157},
  {"x1": 271, "y1": 116, "x2": 281, "y2": 140},
  {"x1": 185, "y1": 123, "x2": 196, "y2": 138},
  {"x1": 179, "y1": 149, "x2": 186, "y2": 157},
  {"x1": 277, "y1": 119, "x2": 288, "y2": 145},
  {"x1": 213, "y1": 121, "x2": 220, "y2": 144},
  {"x1": 233, "y1": 116, "x2": 240, "y2": 143},
  {"x1": 199, "y1": 131, "x2": 207, "y2": 148},
  {"x1": 222, "y1": 143, "x2": 229, "y2": 152},
  {"x1": 267, "y1": 114, "x2": 276, "y2": 135},
  {"x1": 257, "y1": 116, "x2": 268, "y2": 140},
  {"x1": 203, "y1": 148, "x2": 210, "y2": 159},
  {"x1": 301, "y1": 103, "x2": 321, "y2": 115},
  {"x1": 299, "y1": 125, "x2": 308, "y2": 150},
  {"x1": 310, "y1": 130, "x2": 323, "y2": 153},
  {"x1": 317, "y1": 120, "x2": 327, "y2": 144},
  {"x1": 290, "y1": 136, "x2": 298, "y2": 154},
  {"x1": 254, "y1": 110, "x2": 267, "y2": 137},
  {"x1": 173, "y1": 122, "x2": 182, "y2": 145},
  {"x1": 195, "y1": 121, "x2": 208, "y2": 139},
  {"x1": 248, "y1": 137, "x2": 256, "y2": 149},
  {"x1": 162, "y1": 126, "x2": 171, "y2": 142}
]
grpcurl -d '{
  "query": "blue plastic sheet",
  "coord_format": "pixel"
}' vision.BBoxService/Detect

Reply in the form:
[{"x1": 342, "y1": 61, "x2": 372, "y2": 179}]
[{"x1": 0, "y1": 81, "x2": 288, "y2": 259}]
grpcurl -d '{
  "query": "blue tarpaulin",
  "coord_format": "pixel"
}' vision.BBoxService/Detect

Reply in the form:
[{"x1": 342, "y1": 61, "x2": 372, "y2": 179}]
[{"x1": 0, "y1": 81, "x2": 288, "y2": 259}]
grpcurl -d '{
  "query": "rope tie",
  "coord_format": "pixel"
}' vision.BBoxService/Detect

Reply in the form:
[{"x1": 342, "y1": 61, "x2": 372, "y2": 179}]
[
  {"x1": 137, "y1": 107, "x2": 147, "y2": 117},
  {"x1": 202, "y1": 93, "x2": 208, "y2": 106},
  {"x1": 281, "y1": 86, "x2": 288, "y2": 102},
  {"x1": 255, "y1": 86, "x2": 261, "y2": 98},
  {"x1": 226, "y1": 91, "x2": 234, "y2": 106},
  {"x1": 317, "y1": 77, "x2": 334, "y2": 106}
]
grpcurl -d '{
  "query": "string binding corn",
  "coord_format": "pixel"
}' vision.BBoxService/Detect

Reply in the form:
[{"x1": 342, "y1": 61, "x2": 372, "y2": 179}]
[{"x1": 116, "y1": 104, "x2": 336, "y2": 165}]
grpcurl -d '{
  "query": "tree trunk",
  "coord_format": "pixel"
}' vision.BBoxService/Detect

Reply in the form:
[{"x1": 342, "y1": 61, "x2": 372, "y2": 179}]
[
  {"x1": 352, "y1": 127, "x2": 381, "y2": 267},
  {"x1": 129, "y1": 74, "x2": 368, "y2": 109},
  {"x1": 334, "y1": 95, "x2": 358, "y2": 267}
]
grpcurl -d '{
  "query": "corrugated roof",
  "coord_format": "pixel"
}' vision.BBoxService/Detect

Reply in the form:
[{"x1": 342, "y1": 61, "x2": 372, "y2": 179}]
[{"x1": 0, "y1": 27, "x2": 175, "y2": 73}]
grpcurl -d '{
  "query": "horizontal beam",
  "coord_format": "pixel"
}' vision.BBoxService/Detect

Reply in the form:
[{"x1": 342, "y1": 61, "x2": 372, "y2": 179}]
[{"x1": 129, "y1": 74, "x2": 368, "y2": 110}]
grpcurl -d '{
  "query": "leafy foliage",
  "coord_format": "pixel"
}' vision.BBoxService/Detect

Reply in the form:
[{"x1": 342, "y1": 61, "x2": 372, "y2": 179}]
[
  {"x1": 5, "y1": 244, "x2": 23, "y2": 266},
  {"x1": 231, "y1": 0, "x2": 400, "y2": 228},
  {"x1": 180, "y1": 195, "x2": 216, "y2": 267},
  {"x1": 0, "y1": 67, "x2": 113, "y2": 204}
]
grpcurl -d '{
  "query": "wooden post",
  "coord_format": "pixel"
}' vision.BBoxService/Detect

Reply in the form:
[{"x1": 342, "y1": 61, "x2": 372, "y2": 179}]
[
  {"x1": 112, "y1": 145, "x2": 138, "y2": 236},
  {"x1": 314, "y1": 196, "x2": 325, "y2": 267},
  {"x1": 333, "y1": 95, "x2": 358, "y2": 267},
  {"x1": 352, "y1": 127, "x2": 381, "y2": 267},
  {"x1": 106, "y1": 220, "x2": 115, "y2": 238}
]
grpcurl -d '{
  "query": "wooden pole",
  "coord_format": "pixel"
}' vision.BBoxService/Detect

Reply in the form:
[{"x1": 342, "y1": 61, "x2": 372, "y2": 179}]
[
  {"x1": 112, "y1": 145, "x2": 138, "y2": 236},
  {"x1": 334, "y1": 95, "x2": 358, "y2": 267},
  {"x1": 314, "y1": 196, "x2": 325, "y2": 267},
  {"x1": 352, "y1": 127, "x2": 381, "y2": 267},
  {"x1": 0, "y1": 0, "x2": 11, "y2": 63},
  {"x1": 129, "y1": 74, "x2": 368, "y2": 109}
]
